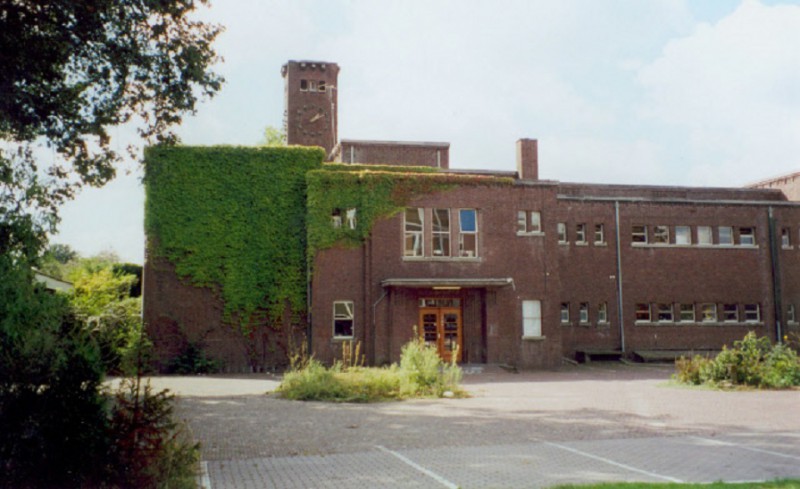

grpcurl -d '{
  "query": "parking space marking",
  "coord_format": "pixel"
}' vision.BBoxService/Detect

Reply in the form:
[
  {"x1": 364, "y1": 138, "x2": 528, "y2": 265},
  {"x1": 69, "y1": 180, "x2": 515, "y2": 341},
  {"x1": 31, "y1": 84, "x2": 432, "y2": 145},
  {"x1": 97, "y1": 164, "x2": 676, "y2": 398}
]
[
  {"x1": 375, "y1": 445, "x2": 459, "y2": 489},
  {"x1": 690, "y1": 436, "x2": 800, "y2": 462},
  {"x1": 543, "y1": 441, "x2": 684, "y2": 483}
]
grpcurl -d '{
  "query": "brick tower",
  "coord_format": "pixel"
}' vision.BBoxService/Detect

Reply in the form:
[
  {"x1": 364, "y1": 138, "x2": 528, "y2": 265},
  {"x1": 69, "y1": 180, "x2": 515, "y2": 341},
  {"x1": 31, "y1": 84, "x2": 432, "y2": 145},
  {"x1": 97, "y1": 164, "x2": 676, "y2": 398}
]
[{"x1": 282, "y1": 60, "x2": 340, "y2": 157}]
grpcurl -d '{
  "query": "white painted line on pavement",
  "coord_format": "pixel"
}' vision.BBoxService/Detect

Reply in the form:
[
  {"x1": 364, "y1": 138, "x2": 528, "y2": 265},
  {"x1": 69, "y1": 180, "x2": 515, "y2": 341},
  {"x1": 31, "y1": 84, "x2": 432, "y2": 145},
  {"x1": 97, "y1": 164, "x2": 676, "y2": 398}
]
[
  {"x1": 543, "y1": 441, "x2": 684, "y2": 483},
  {"x1": 199, "y1": 461, "x2": 212, "y2": 489},
  {"x1": 690, "y1": 436, "x2": 800, "y2": 461},
  {"x1": 375, "y1": 445, "x2": 459, "y2": 489}
]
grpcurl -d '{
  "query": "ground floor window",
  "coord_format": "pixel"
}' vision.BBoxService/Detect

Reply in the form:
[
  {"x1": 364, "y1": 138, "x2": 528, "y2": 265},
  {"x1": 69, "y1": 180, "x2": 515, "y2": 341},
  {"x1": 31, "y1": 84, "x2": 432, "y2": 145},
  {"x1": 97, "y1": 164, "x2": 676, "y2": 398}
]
[
  {"x1": 635, "y1": 303, "x2": 651, "y2": 322},
  {"x1": 522, "y1": 300, "x2": 542, "y2": 337},
  {"x1": 744, "y1": 304, "x2": 760, "y2": 323},
  {"x1": 333, "y1": 301, "x2": 354, "y2": 338}
]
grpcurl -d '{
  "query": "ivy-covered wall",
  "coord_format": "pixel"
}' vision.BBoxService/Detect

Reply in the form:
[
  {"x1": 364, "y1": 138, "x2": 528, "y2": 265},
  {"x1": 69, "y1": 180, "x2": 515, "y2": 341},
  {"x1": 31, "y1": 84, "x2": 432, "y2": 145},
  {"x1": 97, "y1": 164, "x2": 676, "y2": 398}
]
[{"x1": 144, "y1": 146, "x2": 324, "y2": 329}]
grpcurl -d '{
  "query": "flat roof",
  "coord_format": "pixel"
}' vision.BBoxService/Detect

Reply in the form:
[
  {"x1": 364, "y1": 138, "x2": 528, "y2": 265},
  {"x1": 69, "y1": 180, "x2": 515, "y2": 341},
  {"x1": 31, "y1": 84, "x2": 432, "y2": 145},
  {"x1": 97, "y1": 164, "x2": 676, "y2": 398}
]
[{"x1": 339, "y1": 139, "x2": 450, "y2": 148}]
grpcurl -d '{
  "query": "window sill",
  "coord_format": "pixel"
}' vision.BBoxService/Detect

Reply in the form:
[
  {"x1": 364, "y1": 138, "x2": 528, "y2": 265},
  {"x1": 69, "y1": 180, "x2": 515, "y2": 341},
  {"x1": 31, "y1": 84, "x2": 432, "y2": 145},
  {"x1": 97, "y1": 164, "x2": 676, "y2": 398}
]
[
  {"x1": 575, "y1": 242, "x2": 589, "y2": 247},
  {"x1": 522, "y1": 335, "x2": 546, "y2": 341},
  {"x1": 594, "y1": 242, "x2": 607, "y2": 247},
  {"x1": 403, "y1": 256, "x2": 481, "y2": 262},
  {"x1": 783, "y1": 246, "x2": 794, "y2": 250},
  {"x1": 558, "y1": 242, "x2": 569, "y2": 246},
  {"x1": 635, "y1": 321, "x2": 765, "y2": 327},
  {"x1": 597, "y1": 321, "x2": 610, "y2": 327},
  {"x1": 517, "y1": 231, "x2": 545, "y2": 237},
  {"x1": 332, "y1": 336, "x2": 354, "y2": 341},
  {"x1": 632, "y1": 243, "x2": 759, "y2": 250}
]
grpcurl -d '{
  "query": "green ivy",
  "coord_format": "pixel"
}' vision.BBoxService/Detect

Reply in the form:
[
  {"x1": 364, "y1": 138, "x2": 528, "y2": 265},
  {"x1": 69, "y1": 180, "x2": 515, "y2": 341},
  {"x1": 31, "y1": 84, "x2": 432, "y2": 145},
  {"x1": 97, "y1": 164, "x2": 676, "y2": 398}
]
[
  {"x1": 144, "y1": 146, "x2": 324, "y2": 328},
  {"x1": 307, "y1": 165, "x2": 514, "y2": 260}
]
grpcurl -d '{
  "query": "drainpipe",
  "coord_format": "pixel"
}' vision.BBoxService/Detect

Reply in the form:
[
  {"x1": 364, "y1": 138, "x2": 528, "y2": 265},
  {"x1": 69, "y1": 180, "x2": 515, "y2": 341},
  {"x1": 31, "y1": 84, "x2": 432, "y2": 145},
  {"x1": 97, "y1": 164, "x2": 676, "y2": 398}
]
[
  {"x1": 372, "y1": 289, "x2": 388, "y2": 363},
  {"x1": 614, "y1": 201, "x2": 626, "y2": 353},
  {"x1": 768, "y1": 206, "x2": 783, "y2": 343}
]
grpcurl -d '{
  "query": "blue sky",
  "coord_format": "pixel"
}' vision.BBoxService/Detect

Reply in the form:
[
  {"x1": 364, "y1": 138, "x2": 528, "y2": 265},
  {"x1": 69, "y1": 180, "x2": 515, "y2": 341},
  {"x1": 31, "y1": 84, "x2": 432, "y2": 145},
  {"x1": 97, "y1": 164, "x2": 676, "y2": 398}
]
[{"x1": 53, "y1": 0, "x2": 800, "y2": 264}]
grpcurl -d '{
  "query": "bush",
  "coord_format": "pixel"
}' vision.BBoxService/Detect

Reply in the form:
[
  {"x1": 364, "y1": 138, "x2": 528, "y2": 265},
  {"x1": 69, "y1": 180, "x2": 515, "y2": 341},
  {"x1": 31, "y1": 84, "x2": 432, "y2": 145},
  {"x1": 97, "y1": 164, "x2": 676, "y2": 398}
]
[
  {"x1": 277, "y1": 336, "x2": 465, "y2": 402},
  {"x1": 167, "y1": 341, "x2": 220, "y2": 374},
  {"x1": 674, "y1": 332, "x2": 800, "y2": 389}
]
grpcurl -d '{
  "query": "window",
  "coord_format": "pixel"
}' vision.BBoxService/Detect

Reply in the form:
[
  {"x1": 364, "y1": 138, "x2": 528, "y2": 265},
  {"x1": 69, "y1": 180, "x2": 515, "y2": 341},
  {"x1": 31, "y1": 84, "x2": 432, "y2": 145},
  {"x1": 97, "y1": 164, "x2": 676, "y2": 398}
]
[
  {"x1": 653, "y1": 225, "x2": 669, "y2": 244},
  {"x1": 331, "y1": 209, "x2": 342, "y2": 228},
  {"x1": 657, "y1": 303, "x2": 674, "y2": 322},
  {"x1": 346, "y1": 208, "x2": 357, "y2": 230},
  {"x1": 722, "y1": 303, "x2": 738, "y2": 322},
  {"x1": 782, "y1": 228, "x2": 792, "y2": 248},
  {"x1": 560, "y1": 303, "x2": 570, "y2": 324},
  {"x1": 557, "y1": 222, "x2": 567, "y2": 244},
  {"x1": 333, "y1": 301, "x2": 354, "y2": 338},
  {"x1": 597, "y1": 302, "x2": 608, "y2": 324},
  {"x1": 718, "y1": 226, "x2": 733, "y2": 245},
  {"x1": 632, "y1": 225, "x2": 647, "y2": 244},
  {"x1": 675, "y1": 226, "x2": 691, "y2": 245},
  {"x1": 432, "y1": 209, "x2": 451, "y2": 257},
  {"x1": 318, "y1": 80, "x2": 326, "y2": 92},
  {"x1": 739, "y1": 227, "x2": 755, "y2": 246},
  {"x1": 579, "y1": 302, "x2": 589, "y2": 323},
  {"x1": 308, "y1": 80, "x2": 317, "y2": 91},
  {"x1": 522, "y1": 300, "x2": 542, "y2": 337},
  {"x1": 576, "y1": 224, "x2": 587, "y2": 244},
  {"x1": 404, "y1": 208, "x2": 424, "y2": 257},
  {"x1": 697, "y1": 226, "x2": 713, "y2": 245},
  {"x1": 458, "y1": 209, "x2": 478, "y2": 257},
  {"x1": 517, "y1": 211, "x2": 541, "y2": 234},
  {"x1": 744, "y1": 304, "x2": 760, "y2": 323},
  {"x1": 635, "y1": 303, "x2": 651, "y2": 322},
  {"x1": 300, "y1": 79, "x2": 309, "y2": 91},
  {"x1": 788, "y1": 304, "x2": 797, "y2": 324},
  {"x1": 679, "y1": 304, "x2": 695, "y2": 322},
  {"x1": 594, "y1": 224, "x2": 605, "y2": 244},
  {"x1": 701, "y1": 303, "x2": 717, "y2": 322}
]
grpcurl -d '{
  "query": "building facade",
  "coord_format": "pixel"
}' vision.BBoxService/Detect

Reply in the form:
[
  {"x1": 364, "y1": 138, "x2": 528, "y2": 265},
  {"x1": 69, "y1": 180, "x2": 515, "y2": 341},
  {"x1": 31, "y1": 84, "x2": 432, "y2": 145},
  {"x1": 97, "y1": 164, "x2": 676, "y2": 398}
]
[{"x1": 143, "y1": 60, "x2": 800, "y2": 371}]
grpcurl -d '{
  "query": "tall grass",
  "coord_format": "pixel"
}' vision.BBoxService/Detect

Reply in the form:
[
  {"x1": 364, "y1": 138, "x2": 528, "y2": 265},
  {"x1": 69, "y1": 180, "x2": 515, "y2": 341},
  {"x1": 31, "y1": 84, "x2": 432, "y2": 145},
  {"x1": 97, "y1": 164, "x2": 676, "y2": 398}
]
[{"x1": 277, "y1": 335, "x2": 464, "y2": 402}]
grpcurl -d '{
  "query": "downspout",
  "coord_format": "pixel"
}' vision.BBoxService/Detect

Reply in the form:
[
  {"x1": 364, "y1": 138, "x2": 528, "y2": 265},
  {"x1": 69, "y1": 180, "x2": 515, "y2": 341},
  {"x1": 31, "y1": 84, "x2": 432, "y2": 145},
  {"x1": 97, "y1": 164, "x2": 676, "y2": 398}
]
[
  {"x1": 767, "y1": 206, "x2": 783, "y2": 343},
  {"x1": 372, "y1": 289, "x2": 388, "y2": 364},
  {"x1": 614, "y1": 201, "x2": 626, "y2": 353},
  {"x1": 306, "y1": 252, "x2": 313, "y2": 356}
]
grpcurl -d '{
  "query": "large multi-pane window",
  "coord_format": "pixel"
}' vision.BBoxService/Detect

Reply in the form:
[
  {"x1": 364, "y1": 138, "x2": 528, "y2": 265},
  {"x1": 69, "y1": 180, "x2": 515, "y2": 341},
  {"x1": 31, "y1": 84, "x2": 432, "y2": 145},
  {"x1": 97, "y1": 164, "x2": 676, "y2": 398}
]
[
  {"x1": 458, "y1": 209, "x2": 478, "y2": 257},
  {"x1": 432, "y1": 209, "x2": 451, "y2": 257},
  {"x1": 404, "y1": 208, "x2": 424, "y2": 256},
  {"x1": 632, "y1": 225, "x2": 647, "y2": 244},
  {"x1": 653, "y1": 225, "x2": 670, "y2": 244},
  {"x1": 718, "y1": 226, "x2": 733, "y2": 245},
  {"x1": 744, "y1": 304, "x2": 760, "y2": 323},
  {"x1": 675, "y1": 226, "x2": 691, "y2": 245},
  {"x1": 517, "y1": 211, "x2": 541, "y2": 234},
  {"x1": 635, "y1": 303, "x2": 651, "y2": 322},
  {"x1": 697, "y1": 226, "x2": 713, "y2": 245},
  {"x1": 722, "y1": 303, "x2": 738, "y2": 322},
  {"x1": 701, "y1": 303, "x2": 717, "y2": 322},
  {"x1": 739, "y1": 227, "x2": 755, "y2": 246},
  {"x1": 333, "y1": 301, "x2": 354, "y2": 338},
  {"x1": 656, "y1": 303, "x2": 673, "y2": 322},
  {"x1": 679, "y1": 304, "x2": 695, "y2": 322}
]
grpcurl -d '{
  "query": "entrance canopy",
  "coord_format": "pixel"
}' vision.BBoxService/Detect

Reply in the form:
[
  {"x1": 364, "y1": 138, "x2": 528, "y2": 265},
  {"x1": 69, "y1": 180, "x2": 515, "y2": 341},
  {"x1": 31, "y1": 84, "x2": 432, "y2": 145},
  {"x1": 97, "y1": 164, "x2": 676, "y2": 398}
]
[{"x1": 381, "y1": 277, "x2": 514, "y2": 289}]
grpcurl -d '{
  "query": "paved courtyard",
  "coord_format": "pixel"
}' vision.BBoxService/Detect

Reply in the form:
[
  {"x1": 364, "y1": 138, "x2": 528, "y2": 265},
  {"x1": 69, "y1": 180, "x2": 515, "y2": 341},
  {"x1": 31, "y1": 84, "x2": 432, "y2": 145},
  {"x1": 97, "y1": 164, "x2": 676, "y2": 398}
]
[{"x1": 162, "y1": 364, "x2": 800, "y2": 488}]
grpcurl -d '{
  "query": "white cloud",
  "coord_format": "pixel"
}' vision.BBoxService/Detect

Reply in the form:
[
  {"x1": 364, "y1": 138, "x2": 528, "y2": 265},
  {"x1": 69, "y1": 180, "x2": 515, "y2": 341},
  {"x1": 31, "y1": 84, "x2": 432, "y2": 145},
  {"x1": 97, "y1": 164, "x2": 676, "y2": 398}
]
[{"x1": 637, "y1": 0, "x2": 800, "y2": 185}]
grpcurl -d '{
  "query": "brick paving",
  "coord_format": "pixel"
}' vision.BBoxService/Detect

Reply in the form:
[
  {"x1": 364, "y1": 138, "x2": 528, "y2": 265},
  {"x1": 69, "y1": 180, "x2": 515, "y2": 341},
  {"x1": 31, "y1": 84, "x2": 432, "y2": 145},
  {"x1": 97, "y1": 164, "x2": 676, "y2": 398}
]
[{"x1": 160, "y1": 364, "x2": 800, "y2": 488}]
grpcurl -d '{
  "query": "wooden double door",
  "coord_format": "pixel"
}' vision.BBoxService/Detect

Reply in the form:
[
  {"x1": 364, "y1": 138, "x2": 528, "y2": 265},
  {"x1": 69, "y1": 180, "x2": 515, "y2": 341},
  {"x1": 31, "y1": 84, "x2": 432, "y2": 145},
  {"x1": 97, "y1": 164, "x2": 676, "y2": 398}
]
[{"x1": 419, "y1": 306, "x2": 463, "y2": 363}]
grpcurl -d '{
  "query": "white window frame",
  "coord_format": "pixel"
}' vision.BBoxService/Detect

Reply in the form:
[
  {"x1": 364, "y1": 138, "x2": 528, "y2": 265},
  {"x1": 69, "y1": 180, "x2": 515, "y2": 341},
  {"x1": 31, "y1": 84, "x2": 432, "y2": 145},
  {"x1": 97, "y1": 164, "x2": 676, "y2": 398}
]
[
  {"x1": 675, "y1": 226, "x2": 691, "y2": 245},
  {"x1": 594, "y1": 224, "x2": 605, "y2": 245},
  {"x1": 739, "y1": 227, "x2": 755, "y2": 246},
  {"x1": 701, "y1": 303, "x2": 717, "y2": 322},
  {"x1": 522, "y1": 300, "x2": 542, "y2": 338},
  {"x1": 579, "y1": 302, "x2": 589, "y2": 324},
  {"x1": 718, "y1": 226, "x2": 733, "y2": 246},
  {"x1": 432, "y1": 208, "x2": 451, "y2": 257},
  {"x1": 744, "y1": 304, "x2": 760, "y2": 323},
  {"x1": 697, "y1": 226, "x2": 713, "y2": 245},
  {"x1": 557, "y1": 222, "x2": 567, "y2": 244},
  {"x1": 632, "y1": 225, "x2": 647, "y2": 244},
  {"x1": 404, "y1": 208, "x2": 424, "y2": 257},
  {"x1": 722, "y1": 303, "x2": 738, "y2": 323},
  {"x1": 597, "y1": 302, "x2": 608, "y2": 324},
  {"x1": 333, "y1": 301, "x2": 354, "y2": 338},
  {"x1": 517, "y1": 210, "x2": 542, "y2": 235},
  {"x1": 529, "y1": 211, "x2": 542, "y2": 233},
  {"x1": 576, "y1": 224, "x2": 587, "y2": 244},
  {"x1": 788, "y1": 304, "x2": 797, "y2": 324},
  {"x1": 653, "y1": 225, "x2": 670, "y2": 245},
  {"x1": 560, "y1": 302, "x2": 570, "y2": 324},
  {"x1": 517, "y1": 210, "x2": 527, "y2": 234},
  {"x1": 782, "y1": 228, "x2": 791, "y2": 248},
  {"x1": 458, "y1": 208, "x2": 478, "y2": 257},
  {"x1": 656, "y1": 303, "x2": 674, "y2": 322},
  {"x1": 679, "y1": 303, "x2": 695, "y2": 322},
  {"x1": 346, "y1": 208, "x2": 357, "y2": 230}
]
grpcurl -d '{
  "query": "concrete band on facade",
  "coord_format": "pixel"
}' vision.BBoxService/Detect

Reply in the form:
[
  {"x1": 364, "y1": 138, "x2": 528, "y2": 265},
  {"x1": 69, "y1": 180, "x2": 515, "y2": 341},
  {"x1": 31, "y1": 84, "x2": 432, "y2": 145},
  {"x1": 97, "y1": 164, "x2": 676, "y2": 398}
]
[{"x1": 143, "y1": 60, "x2": 800, "y2": 372}]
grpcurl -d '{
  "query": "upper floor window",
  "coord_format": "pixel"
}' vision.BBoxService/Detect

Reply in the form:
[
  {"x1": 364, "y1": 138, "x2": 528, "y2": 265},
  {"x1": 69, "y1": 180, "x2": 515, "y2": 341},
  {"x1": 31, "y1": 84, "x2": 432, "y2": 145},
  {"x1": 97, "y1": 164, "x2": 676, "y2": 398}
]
[
  {"x1": 560, "y1": 302, "x2": 570, "y2": 324},
  {"x1": 635, "y1": 303, "x2": 651, "y2": 322},
  {"x1": 744, "y1": 304, "x2": 760, "y2": 323},
  {"x1": 657, "y1": 303, "x2": 673, "y2": 322},
  {"x1": 594, "y1": 224, "x2": 605, "y2": 245},
  {"x1": 632, "y1": 225, "x2": 647, "y2": 244},
  {"x1": 404, "y1": 208, "x2": 424, "y2": 257},
  {"x1": 346, "y1": 208, "x2": 357, "y2": 230},
  {"x1": 557, "y1": 223, "x2": 567, "y2": 244},
  {"x1": 517, "y1": 211, "x2": 541, "y2": 234},
  {"x1": 739, "y1": 227, "x2": 755, "y2": 246},
  {"x1": 432, "y1": 209, "x2": 451, "y2": 257},
  {"x1": 576, "y1": 224, "x2": 587, "y2": 244},
  {"x1": 679, "y1": 303, "x2": 695, "y2": 322},
  {"x1": 653, "y1": 225, "x2": 669, "y2": 244},
  {"x1": 579, "y1": 302, "x2": 589, "y2": 323},
  {"x1": 675, "y1": 226, "x2": 691, "y2": 245},
  {"x1": 782, "y1": 228, "x2": 792, "y2": 248},
  {"x1": 788, "y1": 304, "x2": 797, "y2": 324},
  {"x1": 597, "y1": 302, "x2": 608, "y2": 323},
  {"x1": 333, "y1": 301, "x2": 354, "y2": 338},
  {"x1": 697, "y1": 226, "x2": 713, "y2": 245},
  {"x1": 722, "y1": 303, "x2": 738, "y2": 322},
  {"x1": 458, "y1": 209, "x2": 478, "y2": 257},
  {"x1": 701, "y1": 303, "x2": 717, "y2": 322},
  {"x1": 718, "y1": 226, "x2": 733, "y2": 245}
]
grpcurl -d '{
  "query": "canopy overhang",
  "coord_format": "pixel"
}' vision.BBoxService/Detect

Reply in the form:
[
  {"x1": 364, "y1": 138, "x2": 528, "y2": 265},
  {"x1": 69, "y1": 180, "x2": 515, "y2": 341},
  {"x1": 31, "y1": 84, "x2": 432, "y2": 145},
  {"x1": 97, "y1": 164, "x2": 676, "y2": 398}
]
[{"x1": 381, "y1": 278, "x2": 514, "y2": 290}]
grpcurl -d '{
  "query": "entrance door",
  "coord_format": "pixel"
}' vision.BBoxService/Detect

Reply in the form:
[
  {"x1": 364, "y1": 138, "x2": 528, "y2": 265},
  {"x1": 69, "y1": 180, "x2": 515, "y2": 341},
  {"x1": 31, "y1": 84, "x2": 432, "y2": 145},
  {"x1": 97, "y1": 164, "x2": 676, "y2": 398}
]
[{"x1": 419, "y1": 306, "x2": 462, "y2": 363}]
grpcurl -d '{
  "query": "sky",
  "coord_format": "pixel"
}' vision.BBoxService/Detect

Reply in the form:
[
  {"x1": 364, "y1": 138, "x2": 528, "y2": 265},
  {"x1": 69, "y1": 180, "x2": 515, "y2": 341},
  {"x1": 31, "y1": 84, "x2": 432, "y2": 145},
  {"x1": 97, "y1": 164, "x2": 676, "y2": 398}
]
[{"x1": 53, "y1": 0, "x2": 800, "y2": 264}]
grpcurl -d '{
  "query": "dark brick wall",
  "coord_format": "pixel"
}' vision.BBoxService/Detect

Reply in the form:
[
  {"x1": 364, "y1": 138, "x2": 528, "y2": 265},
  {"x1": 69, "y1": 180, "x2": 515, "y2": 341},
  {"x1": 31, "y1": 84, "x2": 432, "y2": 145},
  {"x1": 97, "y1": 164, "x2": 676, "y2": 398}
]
[
  {"x1": 332, "y1": 141, "x2": 450, "y2": 169},
  {"x1": 283, "y1": 61, "x2": 339, "y2": 157}
]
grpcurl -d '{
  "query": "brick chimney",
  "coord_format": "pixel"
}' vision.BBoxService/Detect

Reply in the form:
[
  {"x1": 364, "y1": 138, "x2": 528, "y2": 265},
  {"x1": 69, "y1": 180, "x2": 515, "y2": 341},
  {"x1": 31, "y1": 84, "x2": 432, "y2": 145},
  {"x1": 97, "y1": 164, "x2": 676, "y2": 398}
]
[{"x1": 516, "y1": 138, "x2": 538, "y2": 181}]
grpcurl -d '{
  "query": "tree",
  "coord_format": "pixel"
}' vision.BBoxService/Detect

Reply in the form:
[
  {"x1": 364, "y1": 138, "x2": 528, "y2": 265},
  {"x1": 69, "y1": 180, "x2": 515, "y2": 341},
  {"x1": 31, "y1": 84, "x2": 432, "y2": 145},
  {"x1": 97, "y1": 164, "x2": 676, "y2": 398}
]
[
  {"x1": 260, "y1": 125, "x2": 287, "y2": 146},
  {"x1": 0, "y1": 0, "x2": 224, "y2": 260}
]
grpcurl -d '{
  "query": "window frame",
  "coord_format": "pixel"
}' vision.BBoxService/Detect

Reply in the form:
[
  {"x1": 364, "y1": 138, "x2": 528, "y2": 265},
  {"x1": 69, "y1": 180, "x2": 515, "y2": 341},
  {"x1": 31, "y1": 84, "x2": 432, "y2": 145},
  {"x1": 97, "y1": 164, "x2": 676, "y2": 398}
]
[
  {"x1": 403, "y1": 208, "x2": 424, "y2": 257},
  {"x1": 722, "y1": 303, "x2": 738, "y2": 323},
  {"x1": 739, "y1": 227, "x2": 755, "y2": 246},
  {"x1": 522, "y1": 300, "x2": 542, "y2": 338},
  {"x1": 678, "y1": 303, "x2": 695, "y2": 323},
  {"x1": 635, "y1": 303, "x2": 651, "y2": 323},
  {"x1": 653, "y1": 225, "x2": 670, "y2": 245},
  {"x1": 697, "y1": 226, "x2": 713, "y2": 245},
  {"x1": 788, "y1": 304, "x2": 797, "y2": 324},
  {"x1": 782, "y1": 227, "x2": 792, "y2": 248},
  {"x1": 579, "y1": 302, "x2": 589, "y2": 324},
  {"x1": 560, "y1": 302, "x2": 570, "y2": 324},
  {"x1": 675, "y1": 226, "x2": 691, "y2": 245},
  {"x1": 656, "y1": 303, "x2": 674, "y2": 323},
  {"x1": 432, "y1": 208, "x2": 451, "y2": 257},
  {"x1": 576, "y1": 224, "x2": 587, "y2": 244},
  {"x1": 744, "y1": 304, "x2": 760, "y2": 323},
  {"x1": 594, "y1": 223, "x2": 605, "y2": 245},
  {"x1": 332, "y1": 301, "x2": 355, "y2": 339},
  {"x1": 597, "y1": 302, "x2": 608, "y2": 324},
  {"x1": 632, "y1": 225, "x2": 648, "y2": 244},
  {"x1": 718, "y1": 226, "x2": 733, "y2": 246},
  {"x1": 557, "y1": 222, "x2": 567, "y2": 244},
  {"x1": 458, "y1": 208, "x2": 478, "y2": 258},
  {"x1": 700, "y1": 303, "x2": 717, "y2": 322}
]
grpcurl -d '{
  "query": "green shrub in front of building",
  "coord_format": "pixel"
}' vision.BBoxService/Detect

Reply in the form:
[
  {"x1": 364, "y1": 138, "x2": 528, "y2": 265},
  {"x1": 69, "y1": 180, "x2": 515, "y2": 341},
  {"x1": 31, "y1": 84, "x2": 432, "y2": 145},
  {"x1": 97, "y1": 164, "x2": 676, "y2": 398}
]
[{"x1": 674, "y1": 332, "x2": 800, "y2": 388}]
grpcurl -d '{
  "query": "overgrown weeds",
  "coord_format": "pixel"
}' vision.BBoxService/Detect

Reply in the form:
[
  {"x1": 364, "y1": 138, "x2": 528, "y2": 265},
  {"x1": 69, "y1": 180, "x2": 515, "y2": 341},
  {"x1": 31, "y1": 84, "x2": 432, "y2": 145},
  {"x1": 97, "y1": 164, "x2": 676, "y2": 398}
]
[
  {"x1": 674, "y1": 332, "x2": 800, "y2": 389},
  {"x1": 277, "y1": 333, "x2": 465, "y2": 402}
]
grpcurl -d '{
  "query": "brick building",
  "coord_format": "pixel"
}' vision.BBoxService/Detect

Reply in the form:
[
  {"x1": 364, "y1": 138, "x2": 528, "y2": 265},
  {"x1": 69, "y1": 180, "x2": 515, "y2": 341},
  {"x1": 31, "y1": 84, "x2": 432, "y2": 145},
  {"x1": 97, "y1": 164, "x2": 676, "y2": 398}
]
[{"x1": 144, "y1": 60, "x2": 800, "y2": 371}]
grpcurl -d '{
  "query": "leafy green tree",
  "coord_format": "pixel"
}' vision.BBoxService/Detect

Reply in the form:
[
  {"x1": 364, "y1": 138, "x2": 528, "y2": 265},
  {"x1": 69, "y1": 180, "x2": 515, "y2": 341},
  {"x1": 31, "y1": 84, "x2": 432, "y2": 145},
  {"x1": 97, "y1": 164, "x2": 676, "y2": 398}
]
[
  {"x1": 260, "y1": 125, "x2": 287, "y2": 146},
  {"x1": 1, "y1": 0, "x2": 224, "y2": 260}
]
